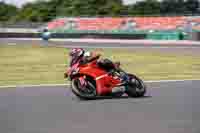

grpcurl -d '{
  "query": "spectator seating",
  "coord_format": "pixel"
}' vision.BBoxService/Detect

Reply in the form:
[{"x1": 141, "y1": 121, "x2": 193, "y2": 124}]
[{"x1": 46, "y1": 16, "x2": 200, "y2": 32}]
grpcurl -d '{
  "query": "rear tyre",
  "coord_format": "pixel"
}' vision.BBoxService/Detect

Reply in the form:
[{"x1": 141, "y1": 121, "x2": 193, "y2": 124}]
[
  {"x1": 125, "y1": 74, "x2": 146, "y2": 97},
  {"x1": 71, "y1": 76, "x2": 97, "y2": 100}
]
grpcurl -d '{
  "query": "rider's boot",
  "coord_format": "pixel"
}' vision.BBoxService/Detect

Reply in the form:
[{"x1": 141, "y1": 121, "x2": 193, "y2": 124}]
[{"x1": 113, "y1": 64, "x2": 130, "y2": 84}]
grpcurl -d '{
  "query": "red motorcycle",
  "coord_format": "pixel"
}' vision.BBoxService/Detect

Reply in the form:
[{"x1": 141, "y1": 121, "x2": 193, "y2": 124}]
[{"x1": 64, "y1": 55, "x2": 146, "y2": 100}]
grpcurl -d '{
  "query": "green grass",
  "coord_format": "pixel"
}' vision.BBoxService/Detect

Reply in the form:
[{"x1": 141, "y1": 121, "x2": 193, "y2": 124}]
[{"x1": 0, "y1": 45, "x2": 200, "y2": 86}]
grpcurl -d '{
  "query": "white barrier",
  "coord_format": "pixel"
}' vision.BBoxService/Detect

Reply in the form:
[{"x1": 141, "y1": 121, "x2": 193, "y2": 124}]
[{"x1": 0, "y1": 28, "x2": 39, "y2": 33}]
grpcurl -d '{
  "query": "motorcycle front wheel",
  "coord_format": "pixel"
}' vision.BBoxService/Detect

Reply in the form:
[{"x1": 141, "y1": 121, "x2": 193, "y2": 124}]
[
  {"x1": 125, "y1": 74, "x2": 146, "y2": 97},
  {"x1": 71, "y1": 76, "x2": 97, "y2": 100}
]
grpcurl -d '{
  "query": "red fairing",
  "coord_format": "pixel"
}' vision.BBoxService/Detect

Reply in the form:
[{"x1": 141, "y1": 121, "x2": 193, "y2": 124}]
[{"x1": 68, "y1": 58, "x2": 121, "y2": 95}]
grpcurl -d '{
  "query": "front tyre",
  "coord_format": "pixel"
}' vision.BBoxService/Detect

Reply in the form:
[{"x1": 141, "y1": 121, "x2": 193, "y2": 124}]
[
  {"x1": 71, "y1": 76, "x2": 97, "y2": 100},
  {"x1": 125, "y1": 74, "x2": 146, "y2": 97}
]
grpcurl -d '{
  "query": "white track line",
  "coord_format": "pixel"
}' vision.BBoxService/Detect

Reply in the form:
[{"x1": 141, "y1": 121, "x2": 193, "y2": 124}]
[
  {"x1": 48, "y1": 45, "x2": 200, "y2": 49},
  {"x1": 145, "y1": 79, "x2": 200, "y2": 83},
  {"x1": 0, "y1": 84, "x2": 67, "y2": 88},
  {"x1": 4, "y1": 38, "x2": 200, "y2": 45},
  {"x1": 8, "y1": 43, "x2": 17, "y2": 45},
  {"x1": 53, "y1": 39, "x2": 200, "y2": 45},
  {"x1": 0, "y1": 79, "x2": 200, "y2": 88}
]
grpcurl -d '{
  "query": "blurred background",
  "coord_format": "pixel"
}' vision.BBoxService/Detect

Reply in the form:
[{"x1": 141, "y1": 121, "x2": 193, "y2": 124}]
[{"x1": 0, "y1": 0, "x2": 200, "y2": 40}]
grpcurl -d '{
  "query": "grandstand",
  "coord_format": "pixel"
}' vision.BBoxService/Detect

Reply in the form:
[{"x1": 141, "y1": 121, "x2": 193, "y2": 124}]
[
  {"x1": 43, "y1": 16, "x2": 200, "y2": 40},
  {"x1": 45, "y1": 16, "x2": 200, "y2": 31}
]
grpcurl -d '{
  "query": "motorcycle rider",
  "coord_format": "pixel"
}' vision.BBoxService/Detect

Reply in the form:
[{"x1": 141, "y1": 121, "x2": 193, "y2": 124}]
[
  {"x1": 69, "y1": 48, "x2": 100, "y2": 67},
  {"x1": 66, "y1": 48, "x2": 131, "y2": 95}
]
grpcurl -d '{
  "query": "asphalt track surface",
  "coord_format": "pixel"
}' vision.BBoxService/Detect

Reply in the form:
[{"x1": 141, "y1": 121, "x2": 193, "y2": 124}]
[
  {"x1": 0, "y1": 81, "x2": 200, "y2": 133},
  {"x1": 1, "y1": 38, "x2": 200, "y2": 133},
  {"x1": 1, "y1": 38, "x2": 200, "y2": 48}
]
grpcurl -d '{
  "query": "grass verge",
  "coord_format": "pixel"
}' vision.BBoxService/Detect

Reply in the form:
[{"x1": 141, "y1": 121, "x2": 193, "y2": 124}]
[{"x1": 0, "y1": 45, "x2": 200, "y2": 86}]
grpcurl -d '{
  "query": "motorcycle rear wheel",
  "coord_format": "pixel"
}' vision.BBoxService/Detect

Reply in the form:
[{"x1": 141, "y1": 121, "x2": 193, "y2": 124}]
[
  {"x1": 71, "y1": 76, "x2": 97, "y2": 100},
  {"x1": 125, "y1": 74, "x2": 146, "y2": 97}
]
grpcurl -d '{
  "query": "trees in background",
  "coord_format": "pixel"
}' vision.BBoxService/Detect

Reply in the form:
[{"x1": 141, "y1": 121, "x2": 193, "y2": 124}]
[
  {"x1": 53, "y1": 0, "x2": 124, "y2": 16},
  {"x1": 127, "y1": 0, "x2": 161, "y2": 15},
  {"x1": 160, "y1": 0, "x2": 198, "y2": 15},
  {"x1": 126, "y1": 0, "x2": 200, "y2": 16},
  {"x1": 0, "y1": 0, "x2": 199, "y2": 22},
  {"x1": 14, "y1": 1, "x2": 54, "y2": 22},
  {"x1": 12, "y1": 0, "x2": 124, "y2": 22},
  {"x1": 0, "y1": 1, "x2": 18, "y2": 21},
  {"x1": 185, "y1": 0, "x2": 200, "y2": 14}
]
